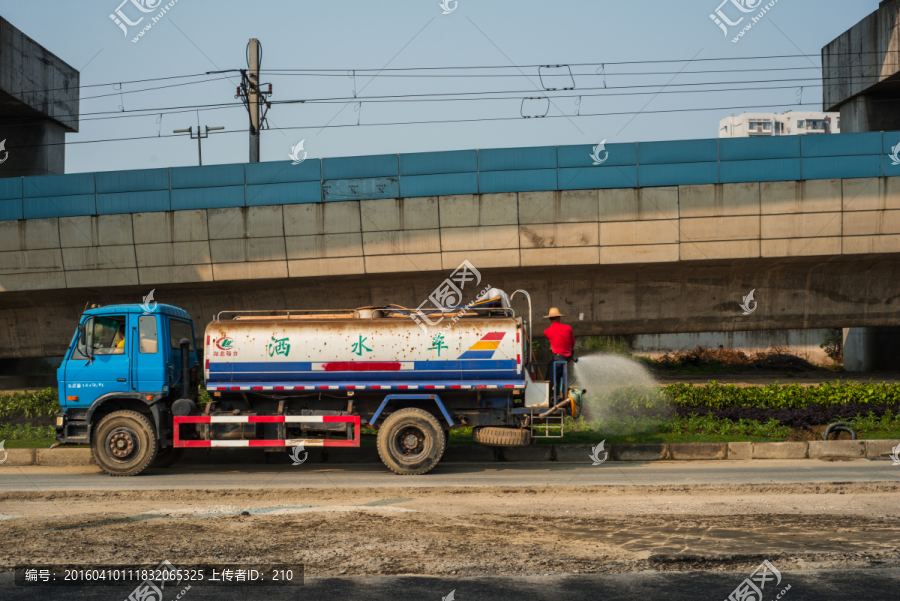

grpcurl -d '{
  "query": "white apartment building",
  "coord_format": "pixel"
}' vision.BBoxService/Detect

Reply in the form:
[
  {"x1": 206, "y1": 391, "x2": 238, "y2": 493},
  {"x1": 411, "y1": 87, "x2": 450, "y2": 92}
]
[{"x1": 719, "y1": 111, "x2": 840, "y2": 137}]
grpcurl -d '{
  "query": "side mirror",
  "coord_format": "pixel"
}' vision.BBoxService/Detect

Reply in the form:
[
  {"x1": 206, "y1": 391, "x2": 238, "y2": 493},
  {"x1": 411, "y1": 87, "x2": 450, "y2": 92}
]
[{"x1": 81, "y1": 319, "x2": 94, "y2": 357}]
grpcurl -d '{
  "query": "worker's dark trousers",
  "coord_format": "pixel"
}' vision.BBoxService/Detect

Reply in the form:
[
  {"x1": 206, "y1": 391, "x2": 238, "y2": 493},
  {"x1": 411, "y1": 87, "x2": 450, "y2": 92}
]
[{"x1": 547, "y1": 353, "x2": 573, "y2": 403}]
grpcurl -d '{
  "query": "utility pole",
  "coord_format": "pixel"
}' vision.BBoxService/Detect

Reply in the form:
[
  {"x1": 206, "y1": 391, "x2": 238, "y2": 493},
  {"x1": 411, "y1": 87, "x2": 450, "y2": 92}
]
[
  {"x1": 248, "y1": 38, "x2": 261, "y2": 163},
  {"x1": 234, "y1": 39, "x2": 271, "y2": 163},
  {"x1": 173, "y1": 126, "x2": 225, "y2": 166}
]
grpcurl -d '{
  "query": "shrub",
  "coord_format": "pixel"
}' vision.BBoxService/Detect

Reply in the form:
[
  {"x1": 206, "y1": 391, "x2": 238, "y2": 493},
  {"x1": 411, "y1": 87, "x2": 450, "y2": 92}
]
[
  {"x1": 0, "y1": 389, "x2": 60, "y2": 419},
  {"x1": 662, "y1": 381, "x2": 900, "y2": 410}
]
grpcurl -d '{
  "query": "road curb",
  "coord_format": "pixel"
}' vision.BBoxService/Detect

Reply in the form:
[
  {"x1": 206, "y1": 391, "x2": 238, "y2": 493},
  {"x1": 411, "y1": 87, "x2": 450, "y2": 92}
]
[
  {"x1": 808, "y1": 440, "x2": 866, "y2": 459},
  {"x1": 751, "y1": 442, "x2": 809, "y2": 459},
  {"x1": 4, "y1": 439, "x2": 898, "y2": 467}
]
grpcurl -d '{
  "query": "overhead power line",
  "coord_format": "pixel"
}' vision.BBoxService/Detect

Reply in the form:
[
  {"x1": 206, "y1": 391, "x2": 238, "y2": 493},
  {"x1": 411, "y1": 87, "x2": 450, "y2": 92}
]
[
  {"x1": 7, "y1": 72, "x2": 889, "y2": 128},
  {"x1": 9, "y1": 101, "x2": 826, "y2": 150},
  {"x1": 253, "y1": 49, "x2": 900, "y2": 71},
  {"x1": 7, "y1": 72, "x2": 221, "y2": 97},
  {"x1": 12, "y1": 49, "x2": 899, "y2": 97}
]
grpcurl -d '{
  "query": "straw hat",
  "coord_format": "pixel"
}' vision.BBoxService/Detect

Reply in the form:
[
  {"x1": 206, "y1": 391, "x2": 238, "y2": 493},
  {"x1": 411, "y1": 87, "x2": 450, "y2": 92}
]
[{"x1": 546, "y1": 307, "x2": 565, "y2": 318}]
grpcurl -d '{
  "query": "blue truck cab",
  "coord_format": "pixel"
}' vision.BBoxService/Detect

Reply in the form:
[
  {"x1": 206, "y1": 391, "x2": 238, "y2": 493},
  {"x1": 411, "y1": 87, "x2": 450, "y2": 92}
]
[{"x1": 55, "y1": 303, "x2": 199, "y2": 475}]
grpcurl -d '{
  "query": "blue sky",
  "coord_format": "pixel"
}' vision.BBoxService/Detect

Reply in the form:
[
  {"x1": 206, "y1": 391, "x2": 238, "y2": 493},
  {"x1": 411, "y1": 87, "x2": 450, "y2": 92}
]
[{"x1": 2, "y1": 0, "x2": 880, "y2": 174}]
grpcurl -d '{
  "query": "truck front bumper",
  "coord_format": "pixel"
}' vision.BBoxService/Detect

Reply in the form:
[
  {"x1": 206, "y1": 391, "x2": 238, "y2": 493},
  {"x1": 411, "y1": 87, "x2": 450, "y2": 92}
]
[{"x1": 55, "y1": 410, "x2": 90, "y2": 445}]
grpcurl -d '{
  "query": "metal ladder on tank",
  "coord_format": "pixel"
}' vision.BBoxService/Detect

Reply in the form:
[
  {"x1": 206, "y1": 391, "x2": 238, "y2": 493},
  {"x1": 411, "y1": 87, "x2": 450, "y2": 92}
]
[{"x1": 528, "y1": 360, "x2": 569, "y2": 439}]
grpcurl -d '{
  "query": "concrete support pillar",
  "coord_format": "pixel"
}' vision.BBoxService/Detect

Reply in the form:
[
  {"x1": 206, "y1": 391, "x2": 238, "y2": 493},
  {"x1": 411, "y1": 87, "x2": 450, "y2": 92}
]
[
  {"x1": 842, "y1": 327, "x2": 900, "y2": 372},
  {"x1": 838, "y1": 94, "x2": 900, "y2": 133},
  {"x1": 0, "y1": 118, "x2": 67, "y2": 178}
]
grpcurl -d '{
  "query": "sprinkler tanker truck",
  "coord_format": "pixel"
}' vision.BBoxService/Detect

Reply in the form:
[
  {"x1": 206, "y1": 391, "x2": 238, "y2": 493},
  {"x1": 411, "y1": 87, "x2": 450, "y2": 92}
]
[{"x1": 54, "y1": 289, "x2": 584, "y2": 476}]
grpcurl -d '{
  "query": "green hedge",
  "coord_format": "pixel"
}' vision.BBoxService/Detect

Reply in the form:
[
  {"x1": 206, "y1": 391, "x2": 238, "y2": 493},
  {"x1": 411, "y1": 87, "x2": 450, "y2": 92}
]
[
  {"x1": 0, "y1": 388, "x2": 60, "y2": 419},
  {"x1": 663, "y1": 381, "x2": 900, "y2": 409},
  {"x1": 583, "y1": 381, "x2": 900, "y2": 419}
]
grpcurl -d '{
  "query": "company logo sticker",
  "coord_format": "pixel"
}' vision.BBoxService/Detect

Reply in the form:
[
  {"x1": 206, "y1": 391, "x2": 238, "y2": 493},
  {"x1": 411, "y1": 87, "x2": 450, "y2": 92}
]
[
  {"x1": 458, "y1": 332, "x2": 505, "y2": 359},
  {"x1": 215, "y1": 337, "x2": 234, "y2": 351}
]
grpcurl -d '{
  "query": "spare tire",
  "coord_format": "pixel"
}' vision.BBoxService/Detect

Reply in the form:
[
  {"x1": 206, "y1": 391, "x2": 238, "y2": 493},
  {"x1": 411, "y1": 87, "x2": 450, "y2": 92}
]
[{"x1": 473, "y1": 427, "x2": 532, "y2": 447}]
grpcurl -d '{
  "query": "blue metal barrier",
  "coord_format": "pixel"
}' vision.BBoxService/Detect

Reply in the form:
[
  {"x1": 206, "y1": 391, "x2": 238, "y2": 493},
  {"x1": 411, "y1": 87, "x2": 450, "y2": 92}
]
[{"x1": 2, "y1": 131, "x2": 898, "y2": 220}]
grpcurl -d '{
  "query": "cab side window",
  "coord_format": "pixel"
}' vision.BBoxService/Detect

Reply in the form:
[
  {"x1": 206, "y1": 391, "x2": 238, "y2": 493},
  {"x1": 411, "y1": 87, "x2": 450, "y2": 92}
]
[
  {"x1": 139, "y1": 316, "x2": 159, "y2": 354},
  {"x1": 169, "y1": 319, "x2": 195, "y2": 351},
  {"x1": 93, "y1": 316, "x2": 128, "y2": 355}
]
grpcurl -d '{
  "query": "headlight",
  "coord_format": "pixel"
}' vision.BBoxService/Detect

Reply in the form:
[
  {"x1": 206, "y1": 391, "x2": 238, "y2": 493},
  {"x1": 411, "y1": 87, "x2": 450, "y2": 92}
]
[{"x1": 56, "y1": 416, "x2": 64, "y2": 427}]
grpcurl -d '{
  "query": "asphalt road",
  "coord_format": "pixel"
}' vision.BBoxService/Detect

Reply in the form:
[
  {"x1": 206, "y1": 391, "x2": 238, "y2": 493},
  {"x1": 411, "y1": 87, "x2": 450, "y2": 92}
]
[
  {"x1": 2, "y1": 459, "x2": 898, "y2": 492},
  {"x1": 1, "y1": 570, "x2": 898, "y2": 601}
]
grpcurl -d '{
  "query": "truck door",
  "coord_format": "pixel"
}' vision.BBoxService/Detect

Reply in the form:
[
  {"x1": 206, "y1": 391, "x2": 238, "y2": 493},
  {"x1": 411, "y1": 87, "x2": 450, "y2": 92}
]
[
  {"x1": 136, "y1": 314, "x2": 164, "y2": 392},
  {"x1": 65, "y1": 314, "x2": 131, "y2": 400}
]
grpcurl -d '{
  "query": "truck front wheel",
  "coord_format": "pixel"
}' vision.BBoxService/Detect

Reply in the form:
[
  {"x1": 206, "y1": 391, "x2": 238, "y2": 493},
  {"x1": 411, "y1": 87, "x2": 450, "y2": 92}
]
[
  {"x1": 91, "y1": 410, "x2": 158, "y2": 476},
  {"x1": 376, "y1": 408, "x2": 446, "y2": 475}
]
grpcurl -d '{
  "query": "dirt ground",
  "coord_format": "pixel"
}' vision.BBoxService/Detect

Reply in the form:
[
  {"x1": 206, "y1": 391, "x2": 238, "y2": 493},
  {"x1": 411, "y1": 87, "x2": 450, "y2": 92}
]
[{"x1": 1, "y1": 483, "x2": 898, "y2": 577}]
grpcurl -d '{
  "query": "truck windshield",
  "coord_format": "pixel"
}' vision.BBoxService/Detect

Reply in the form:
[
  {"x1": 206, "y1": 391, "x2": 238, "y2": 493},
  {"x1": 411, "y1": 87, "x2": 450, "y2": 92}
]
[{"x1": 93, "y1": 316, "x2": 127, "y2": 355}]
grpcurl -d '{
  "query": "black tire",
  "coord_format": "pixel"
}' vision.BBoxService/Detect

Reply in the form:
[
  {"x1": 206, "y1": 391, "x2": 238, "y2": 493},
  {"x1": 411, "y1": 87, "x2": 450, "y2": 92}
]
[
  {"x1": 150, "y1": 446, "x2": 183, "y2": 469},
  {"x1": 376, "y1": 408, "x2": 446, "y2": 475},
  {"x1": 473, "y1": 427, "x2": 532, "y2": 447},
  {"x1": 91, "y1": 410, "x2": 158, "y2": 476}
]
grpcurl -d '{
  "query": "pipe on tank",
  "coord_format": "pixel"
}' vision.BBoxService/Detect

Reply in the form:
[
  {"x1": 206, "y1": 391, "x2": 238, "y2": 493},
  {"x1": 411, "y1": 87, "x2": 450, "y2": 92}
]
[{"x1": 510, "y1": 290, "x2": 533, "y2": 361}]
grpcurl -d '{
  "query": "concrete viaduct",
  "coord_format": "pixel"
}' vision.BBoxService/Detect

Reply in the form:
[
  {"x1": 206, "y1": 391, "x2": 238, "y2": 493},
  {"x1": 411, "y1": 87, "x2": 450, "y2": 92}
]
[{"x1": 1, "y1": 175, "x2": 899, "y2": 359}]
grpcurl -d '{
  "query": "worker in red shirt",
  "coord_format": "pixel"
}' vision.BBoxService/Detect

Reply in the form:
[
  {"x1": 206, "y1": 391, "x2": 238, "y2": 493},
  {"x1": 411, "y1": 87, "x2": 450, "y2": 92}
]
[{"x1": 543, "y1": 307, "x2": 575, "y2": 403}]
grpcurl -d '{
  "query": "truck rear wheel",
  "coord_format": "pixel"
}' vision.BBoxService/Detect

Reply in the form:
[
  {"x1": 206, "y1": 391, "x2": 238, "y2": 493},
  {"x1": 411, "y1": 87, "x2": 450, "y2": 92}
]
[
  {"x1": 473, "y1": 427, "x2": 532, "y2": 447},
  {"x1": 91, "y1": 410, "x2": 158, "y2": 476},
  {"x1": 376, "y1": 408, "x2": 446, "y2": 475}
]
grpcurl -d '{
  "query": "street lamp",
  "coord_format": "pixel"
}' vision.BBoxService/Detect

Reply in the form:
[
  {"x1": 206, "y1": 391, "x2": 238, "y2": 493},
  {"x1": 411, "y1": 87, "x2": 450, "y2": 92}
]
[{"x1": 173, "y1": 125, "x2": 225, "y2": 166}]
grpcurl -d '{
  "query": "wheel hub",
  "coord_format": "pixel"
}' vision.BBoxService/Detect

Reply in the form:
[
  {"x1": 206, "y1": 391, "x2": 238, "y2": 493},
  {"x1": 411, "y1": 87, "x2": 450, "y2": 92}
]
[
  {"x1": 108, "y1": 429, "x2": 135, "y2": 458},
  {"x1": 398, "y1": 427, "x2": 424, "y2": 454}
]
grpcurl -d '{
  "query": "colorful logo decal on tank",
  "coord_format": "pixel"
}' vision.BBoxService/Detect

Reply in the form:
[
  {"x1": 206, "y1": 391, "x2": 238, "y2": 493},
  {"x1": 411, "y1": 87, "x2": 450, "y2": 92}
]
[
  {"x1": 215, "y1": 337, "x2": 234, "y2": 351},
  {"x1": 458, "y1": 332, "x2": 505, "y2": 359}
]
